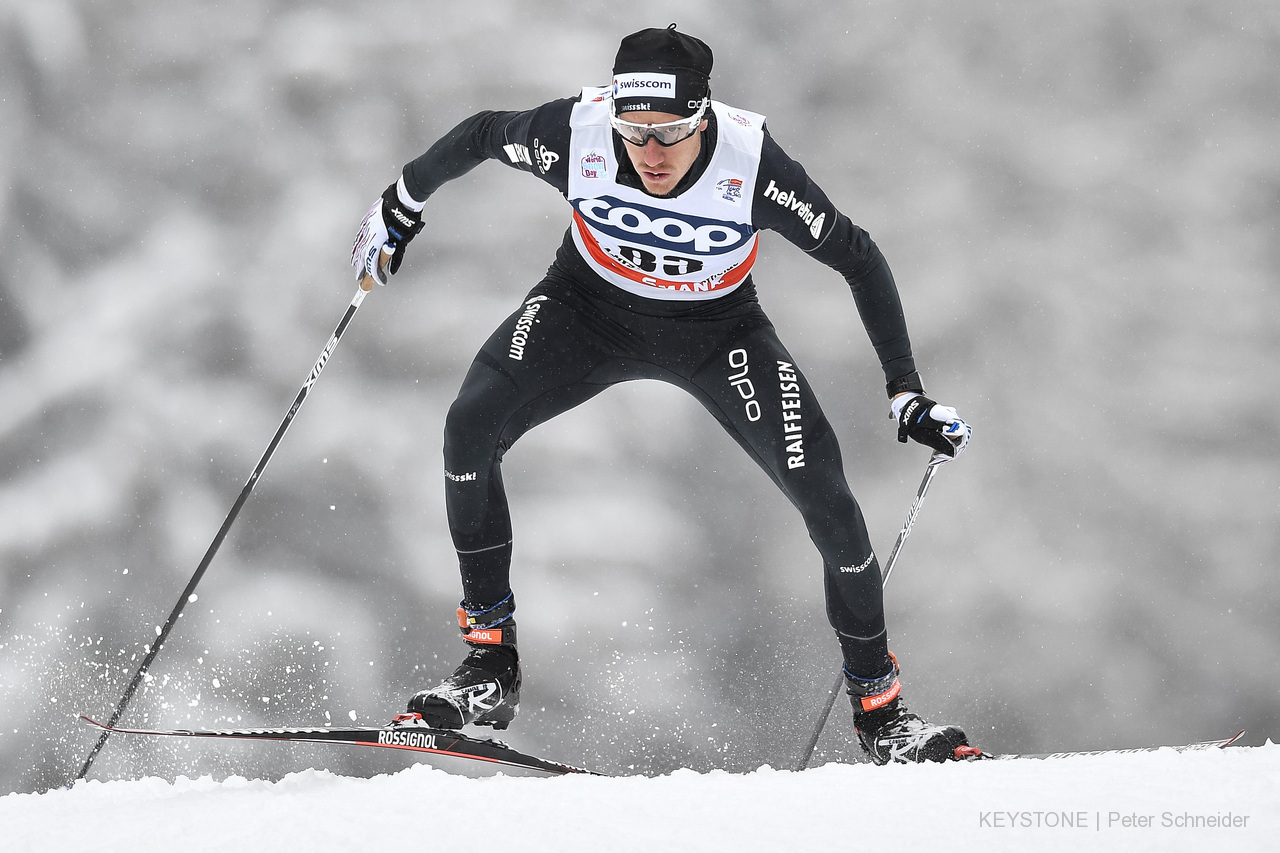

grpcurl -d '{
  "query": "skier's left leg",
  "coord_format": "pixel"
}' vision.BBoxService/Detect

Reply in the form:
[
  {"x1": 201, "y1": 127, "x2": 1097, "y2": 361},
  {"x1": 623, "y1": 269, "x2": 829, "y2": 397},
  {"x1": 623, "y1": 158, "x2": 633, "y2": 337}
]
[
  {"x1": 680, "y1": 317, "x2": 968, "y2": 763},
  {"x1": 678, "y1": 318, "x2": 889, "y2": 676}
]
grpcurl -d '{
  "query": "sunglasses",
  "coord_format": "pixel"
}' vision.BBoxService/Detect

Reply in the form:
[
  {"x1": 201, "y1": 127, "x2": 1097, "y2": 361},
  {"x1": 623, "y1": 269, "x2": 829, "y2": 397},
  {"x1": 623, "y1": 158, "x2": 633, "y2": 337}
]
[{"x1": 609, "y1": 103, "x2": 708, "y2": 147}]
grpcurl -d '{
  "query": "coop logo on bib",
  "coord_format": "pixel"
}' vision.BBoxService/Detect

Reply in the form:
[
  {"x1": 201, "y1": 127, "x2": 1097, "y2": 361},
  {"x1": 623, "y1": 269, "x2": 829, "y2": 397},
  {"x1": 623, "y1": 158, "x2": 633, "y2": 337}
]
[{"x1": 571, "y1": 196, "x2": 753, "y2": 255}]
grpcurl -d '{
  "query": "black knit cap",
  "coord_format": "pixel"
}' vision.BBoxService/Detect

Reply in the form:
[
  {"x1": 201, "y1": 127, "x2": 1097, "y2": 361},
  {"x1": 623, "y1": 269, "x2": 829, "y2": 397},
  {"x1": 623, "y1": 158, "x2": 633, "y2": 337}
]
[{"x1": 612, "y1": 24, "x2": 713, "y2": 117}]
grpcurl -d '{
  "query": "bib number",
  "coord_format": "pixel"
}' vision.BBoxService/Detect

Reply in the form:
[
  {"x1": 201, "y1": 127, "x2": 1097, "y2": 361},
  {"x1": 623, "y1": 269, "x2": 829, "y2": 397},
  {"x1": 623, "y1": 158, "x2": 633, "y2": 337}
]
[{"x1": 616, "y1": 245, "x2": 705, "y2": 277}]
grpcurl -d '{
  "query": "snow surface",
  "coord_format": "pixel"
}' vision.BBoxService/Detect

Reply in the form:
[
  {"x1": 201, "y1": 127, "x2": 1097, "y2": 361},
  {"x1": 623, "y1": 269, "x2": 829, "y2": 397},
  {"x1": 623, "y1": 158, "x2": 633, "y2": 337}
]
[{"x1": 3, "y1": 744, "x2": 1277, "y2": 852}]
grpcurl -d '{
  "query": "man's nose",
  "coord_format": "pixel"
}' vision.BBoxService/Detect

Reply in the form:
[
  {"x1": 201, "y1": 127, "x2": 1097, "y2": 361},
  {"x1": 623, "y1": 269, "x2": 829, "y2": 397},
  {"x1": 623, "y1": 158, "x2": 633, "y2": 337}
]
[{"x1": 642, "y1": 138, "x2": 665, "y2": 163}]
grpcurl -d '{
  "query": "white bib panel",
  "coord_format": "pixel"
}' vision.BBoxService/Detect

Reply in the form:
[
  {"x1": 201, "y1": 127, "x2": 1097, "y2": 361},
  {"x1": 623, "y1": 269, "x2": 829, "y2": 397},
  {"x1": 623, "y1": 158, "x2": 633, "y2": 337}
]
[{"x1": 566, "y1": 89, "x2": 766, "y2": 301}]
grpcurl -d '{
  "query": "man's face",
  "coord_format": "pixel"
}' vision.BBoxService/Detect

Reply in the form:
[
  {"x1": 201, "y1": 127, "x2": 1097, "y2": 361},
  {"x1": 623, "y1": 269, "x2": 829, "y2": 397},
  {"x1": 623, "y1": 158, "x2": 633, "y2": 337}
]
[{"x1": 617, "y1": 111, "x2": 708, "y2": 196}]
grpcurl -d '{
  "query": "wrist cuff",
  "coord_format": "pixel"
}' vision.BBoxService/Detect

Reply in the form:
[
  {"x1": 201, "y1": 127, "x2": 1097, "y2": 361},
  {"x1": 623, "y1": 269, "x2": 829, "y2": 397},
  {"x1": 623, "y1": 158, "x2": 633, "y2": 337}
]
[
  {"x1": 397, "y1": 175, "x2": 427, "y2": 212},
  {"x1": 885, "y1": 371, "x2": 924, "y2": 400}
]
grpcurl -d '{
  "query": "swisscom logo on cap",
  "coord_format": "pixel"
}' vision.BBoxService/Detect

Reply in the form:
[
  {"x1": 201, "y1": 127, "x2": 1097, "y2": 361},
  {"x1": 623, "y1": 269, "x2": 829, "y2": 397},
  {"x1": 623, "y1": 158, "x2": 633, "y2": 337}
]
[{"x1": 613, "y1": 72, "x2": 677, "y2": 98}]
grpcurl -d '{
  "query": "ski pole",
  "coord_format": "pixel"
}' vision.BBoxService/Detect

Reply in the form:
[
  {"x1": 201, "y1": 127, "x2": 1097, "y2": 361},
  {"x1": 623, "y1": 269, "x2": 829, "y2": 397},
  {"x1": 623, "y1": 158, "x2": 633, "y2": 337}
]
[
  {"x1": 880, "y1": 457, "x2": 941, "y2": 586},
  {"x1": 75, "y1": 250, "x2": 391, "y2": 783},
  {"x1": 795, "y1": 456, "x2": 944, "y2": 771}
]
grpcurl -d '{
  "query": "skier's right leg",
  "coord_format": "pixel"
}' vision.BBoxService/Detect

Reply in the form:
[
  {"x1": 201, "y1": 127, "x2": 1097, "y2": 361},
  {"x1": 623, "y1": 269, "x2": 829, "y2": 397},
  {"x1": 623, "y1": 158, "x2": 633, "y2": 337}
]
[
  {"x1": 406, "y1": 595, "x2": 523, "y2": 729},
  {"x1": 407, "y1": 286, "x2": 620, "y2": 728}
]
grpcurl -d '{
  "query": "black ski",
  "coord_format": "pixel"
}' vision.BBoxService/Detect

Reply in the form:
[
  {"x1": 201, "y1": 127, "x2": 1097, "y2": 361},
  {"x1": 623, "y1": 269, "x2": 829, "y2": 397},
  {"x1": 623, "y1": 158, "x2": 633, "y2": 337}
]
[
  {"x1": 955, "y1": 730, "x2": 1245, "y2": 761},
  {"x1": 79, "y1": 715, "x2": 602, "y2": 776}
]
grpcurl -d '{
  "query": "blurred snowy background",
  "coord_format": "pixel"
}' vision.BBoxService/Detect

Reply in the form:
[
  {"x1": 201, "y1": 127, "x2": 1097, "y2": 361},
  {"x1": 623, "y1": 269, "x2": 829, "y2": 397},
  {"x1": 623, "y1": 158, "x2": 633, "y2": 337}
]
[{"x1": 1, "y1": 0, "x2": 1276, "y2": 793}]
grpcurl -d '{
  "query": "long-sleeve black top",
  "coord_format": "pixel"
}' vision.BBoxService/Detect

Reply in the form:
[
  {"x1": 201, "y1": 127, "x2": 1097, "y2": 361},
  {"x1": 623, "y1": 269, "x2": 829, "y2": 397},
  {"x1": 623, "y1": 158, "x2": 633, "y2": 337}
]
[{"x1": 400, "y1": 95, "x2": 921, "y2": 390}]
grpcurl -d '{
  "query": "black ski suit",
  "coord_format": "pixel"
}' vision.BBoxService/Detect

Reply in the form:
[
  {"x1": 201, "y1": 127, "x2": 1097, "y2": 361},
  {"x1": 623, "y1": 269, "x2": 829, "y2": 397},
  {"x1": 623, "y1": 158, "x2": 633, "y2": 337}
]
[{"x1": 399, "y1": 93, "x2": 924, "y2": 680}]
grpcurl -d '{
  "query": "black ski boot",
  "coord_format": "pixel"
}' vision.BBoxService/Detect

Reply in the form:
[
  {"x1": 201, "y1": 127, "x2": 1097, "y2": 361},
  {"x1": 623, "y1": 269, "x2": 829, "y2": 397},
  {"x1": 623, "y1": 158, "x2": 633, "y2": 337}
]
[
  {"x1": 846, "y1": 655, "x2": 969, "y2": 764},
  {"x1": 406, "y1": 596, "x2": 521, "y2": 730}
]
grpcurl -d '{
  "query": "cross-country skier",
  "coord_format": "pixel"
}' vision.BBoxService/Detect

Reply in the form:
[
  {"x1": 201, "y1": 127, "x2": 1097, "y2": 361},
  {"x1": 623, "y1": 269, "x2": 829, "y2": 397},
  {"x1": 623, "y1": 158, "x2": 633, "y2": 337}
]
[{"x1": 350, "y1": 25, "x2": 973, "y2": 764}]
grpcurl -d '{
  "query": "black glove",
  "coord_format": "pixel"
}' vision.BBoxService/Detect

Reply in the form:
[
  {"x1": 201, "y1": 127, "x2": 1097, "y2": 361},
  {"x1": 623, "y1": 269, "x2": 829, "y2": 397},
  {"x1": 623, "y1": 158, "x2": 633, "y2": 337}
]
[
  {"x1": 894, "y1": 394, "x2": 971, "y2": 461},
  {"x1": 378, "y1": 182, "x2": 424, "y2": 274},
  {"x1": 351, "y1": 181, "x2": 425, "y2": 285}
]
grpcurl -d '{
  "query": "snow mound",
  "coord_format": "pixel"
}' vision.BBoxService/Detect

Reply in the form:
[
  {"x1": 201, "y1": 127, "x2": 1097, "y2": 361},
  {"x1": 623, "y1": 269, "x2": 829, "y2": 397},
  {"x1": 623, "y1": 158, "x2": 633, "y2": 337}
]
[{"x1": 3, "y1": 744, "x2": 1277, "y2": 852}]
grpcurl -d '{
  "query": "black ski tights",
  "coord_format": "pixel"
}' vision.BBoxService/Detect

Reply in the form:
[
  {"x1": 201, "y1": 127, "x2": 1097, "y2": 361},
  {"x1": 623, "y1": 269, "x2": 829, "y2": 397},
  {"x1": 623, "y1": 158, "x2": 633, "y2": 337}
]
[{"x1": 440, "y1": 273, "x2": 893, "y2": 679}]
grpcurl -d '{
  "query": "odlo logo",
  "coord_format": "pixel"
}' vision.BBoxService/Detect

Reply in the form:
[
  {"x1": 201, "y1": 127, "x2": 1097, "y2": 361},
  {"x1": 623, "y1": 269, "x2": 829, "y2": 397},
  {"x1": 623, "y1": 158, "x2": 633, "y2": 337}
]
[
  {"x1": 532, "y1": 138, "x2": 559, "y2": 174},
  {"x1": 727, "y1": 348, "x2": 761, "y2": 422}
]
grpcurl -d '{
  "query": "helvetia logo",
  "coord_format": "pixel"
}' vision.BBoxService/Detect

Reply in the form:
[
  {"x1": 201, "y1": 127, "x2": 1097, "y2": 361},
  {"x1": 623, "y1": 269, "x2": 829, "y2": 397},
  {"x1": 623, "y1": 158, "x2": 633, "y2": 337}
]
[{"x1": 761, "y1": 179, "x2": 827, "y2": 239}]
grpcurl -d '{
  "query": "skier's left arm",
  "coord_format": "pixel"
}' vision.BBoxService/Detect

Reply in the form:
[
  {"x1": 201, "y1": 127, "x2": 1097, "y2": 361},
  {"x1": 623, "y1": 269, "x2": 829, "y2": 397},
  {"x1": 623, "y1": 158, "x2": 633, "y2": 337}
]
[{"x1": 753, "y1": 128, "x2": 970, "y2": 462}]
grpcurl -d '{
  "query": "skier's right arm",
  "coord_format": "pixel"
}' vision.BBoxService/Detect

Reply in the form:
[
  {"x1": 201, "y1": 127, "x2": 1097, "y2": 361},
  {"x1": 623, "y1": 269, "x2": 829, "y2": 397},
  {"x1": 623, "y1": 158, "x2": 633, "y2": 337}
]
[{"x1": 351, "y1": 100, "x2": 575, "y2": 285}]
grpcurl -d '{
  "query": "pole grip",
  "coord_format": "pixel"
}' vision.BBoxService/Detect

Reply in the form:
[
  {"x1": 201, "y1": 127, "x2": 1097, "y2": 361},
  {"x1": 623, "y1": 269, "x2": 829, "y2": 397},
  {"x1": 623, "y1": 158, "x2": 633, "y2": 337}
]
[{"x1": 359, "y1": 244, "x2": 395, "y2": 292}]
